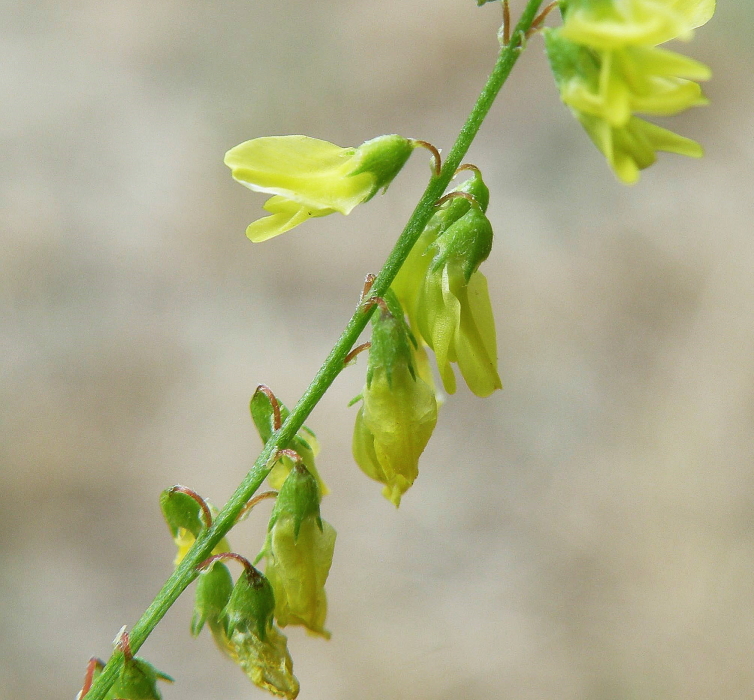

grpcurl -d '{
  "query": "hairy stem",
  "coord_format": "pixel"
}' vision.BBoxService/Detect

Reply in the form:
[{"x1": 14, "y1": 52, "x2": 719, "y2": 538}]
[{"x1": 82, "y1": 2, "x2": 543, "y2": 697}]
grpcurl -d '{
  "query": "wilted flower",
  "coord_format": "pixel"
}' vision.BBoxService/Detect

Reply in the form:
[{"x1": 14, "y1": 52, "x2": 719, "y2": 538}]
[{"x1": 225, "y1": 134, "x2": 417, "y2": 242}]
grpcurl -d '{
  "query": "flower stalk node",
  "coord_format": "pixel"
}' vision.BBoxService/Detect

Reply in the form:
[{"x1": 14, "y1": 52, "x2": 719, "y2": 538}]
[{"x1": 360, "y1": 273, "x2": 377, "y2": 303}]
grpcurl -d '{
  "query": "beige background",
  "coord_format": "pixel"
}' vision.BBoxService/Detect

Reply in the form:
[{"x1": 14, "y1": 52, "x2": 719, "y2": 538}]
[{"x1": 2, "y1": 1, "x2": 752, "y2": 699}]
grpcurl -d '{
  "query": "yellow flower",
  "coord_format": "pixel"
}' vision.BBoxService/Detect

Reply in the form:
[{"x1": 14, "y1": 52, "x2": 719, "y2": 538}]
[
  {"x1": 225, "y1": 134, "x2": 416, "y2": 242},
  {"x1": 560, "y1": 0, "x2": 716, "y2": 49},
  {"x1": 416, "y1": 258, "x2": 501, "y2": 397},
  {"x1": 411, "y1": 203, "x2": 501, "y2": 398}
]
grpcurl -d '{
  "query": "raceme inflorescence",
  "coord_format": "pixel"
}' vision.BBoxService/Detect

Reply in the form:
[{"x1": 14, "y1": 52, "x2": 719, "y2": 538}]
[{"x1": 78, "y1": 1, "x2": 715, "y2": 698}]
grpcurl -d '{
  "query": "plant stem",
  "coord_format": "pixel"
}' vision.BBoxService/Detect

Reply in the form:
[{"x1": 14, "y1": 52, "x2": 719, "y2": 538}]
[{"x1": 82, "y1": 2, "x2": 543, "y2": 697}]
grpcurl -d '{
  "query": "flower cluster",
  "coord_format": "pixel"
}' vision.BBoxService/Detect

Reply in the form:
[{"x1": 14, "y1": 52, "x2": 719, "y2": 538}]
[
  {"x1": 545, "y1": 0, "x2": 715, "y2": 182},
  {"x1": 225, "y1": 132, "x2": 501, "y2": 509},
  {"x1": 160, "y1": 458, "x2": 336, "y2": 699}
]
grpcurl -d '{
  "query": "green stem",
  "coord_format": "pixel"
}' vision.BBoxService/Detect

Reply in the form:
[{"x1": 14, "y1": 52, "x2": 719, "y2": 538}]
[{"x1": 82, "y1": 2, "x2": 543, "y2": 697}]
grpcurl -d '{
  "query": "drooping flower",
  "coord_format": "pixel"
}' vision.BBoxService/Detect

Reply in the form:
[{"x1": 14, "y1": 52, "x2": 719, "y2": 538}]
[
  {"x1": 411, "y1": 199, "x2": 501, "y2": 397},
  {"x1": 259, "y1": 463, "x2": 336, "y2": 638},
  {"x1": 352, "y1": 291, "x2": 438, "y2": 506},
  {"x1": 225, "y1": 134, "x2": 417, "y2": 242},
  {"x1": 559, "y1": 0, "x2": 716, "y2": 49},
  {"x1": 392, "y1": 168, "x2": 490, "y2": 334}
]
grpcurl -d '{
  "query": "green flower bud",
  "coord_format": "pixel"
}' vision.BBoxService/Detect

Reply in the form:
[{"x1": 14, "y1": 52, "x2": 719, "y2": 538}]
[
  {"x1": 223, "y1": 566, "x2": 277, "y2": 642},
  {"x1": 191, "y1": 560, "x2": 233, "y2": 638},
  {"x1": 429, "y1": 205, "x2": 493, "y2": 282},
  {"x1": 159, "y1": 488, "x2": 230, "y2": 566},
  {"x1": 250, "y1": 388, "x2": 328, "y2": 494},
  {"x1": 225, "y1": 134, "x2": 417, "y2": 242},
  {"x1": 269, "y1": 462, "x2": 322, "y2": 537},
  {"x1": 353, "y1": 293, "x2": 438, "y2": 506},
  {"x1": 110, "y1": 656, "x2": 173, "y2": 700}
]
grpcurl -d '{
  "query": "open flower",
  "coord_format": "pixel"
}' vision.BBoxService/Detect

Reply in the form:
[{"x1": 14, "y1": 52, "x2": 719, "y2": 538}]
[
  {"x1": 225, "y1": 134, "x2": 416, "y2": 242},
  {"x1": 559, "y1": 0, "x2": 716, "y2": 49}
]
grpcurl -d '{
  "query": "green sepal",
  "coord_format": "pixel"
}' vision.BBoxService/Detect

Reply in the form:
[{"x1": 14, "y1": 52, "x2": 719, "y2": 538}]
[
  {"x1": 223, "y1": 566, "x2": 277, "y2": 643},
  {"x1": 159, "y1": 489, "x2": 205, "y2": 539},
  {"x1": 349, "y1": 135, "x2": 415, "y2": 200},
  {"x1": 429, "y1": 205, "x2": 494, "y2": 282},
  {"x1": 191, "y1": 560, "x2": 233, "y2": 637},
  {"x1": 110, "y1": 656, "x2": 173, "y2": 700},
  {"x1": 544, "y1": 28, "x2": 600, "y2": 91},
  {"x1": 367, "y1": 290, "x2": 417, "y2": 389},
  {"x1": 269, "y1": 463, "x2": 322, "y2": 539}
]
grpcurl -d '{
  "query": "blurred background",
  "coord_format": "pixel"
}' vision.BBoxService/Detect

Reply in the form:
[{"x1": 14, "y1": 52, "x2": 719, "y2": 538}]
[{"x1": 2, "y1": 1, "x2": 752, "y2": 698}]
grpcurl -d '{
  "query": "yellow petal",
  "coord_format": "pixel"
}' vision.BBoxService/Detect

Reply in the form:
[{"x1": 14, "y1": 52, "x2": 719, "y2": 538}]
[{"x1": 245, "y1": 196, "x2": 334, "y2": 242}]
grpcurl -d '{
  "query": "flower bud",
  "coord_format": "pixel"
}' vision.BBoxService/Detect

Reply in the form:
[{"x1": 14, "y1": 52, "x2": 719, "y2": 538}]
[
  {"x1": 159, "y1": 488, "x2": 230, "y2": 566},
  {"x1": 225, "y1": 134, "x2": 416, "y2": 242},
  {"x1": 97, "y1": 656, "x2": 172, "y2": 700}
]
